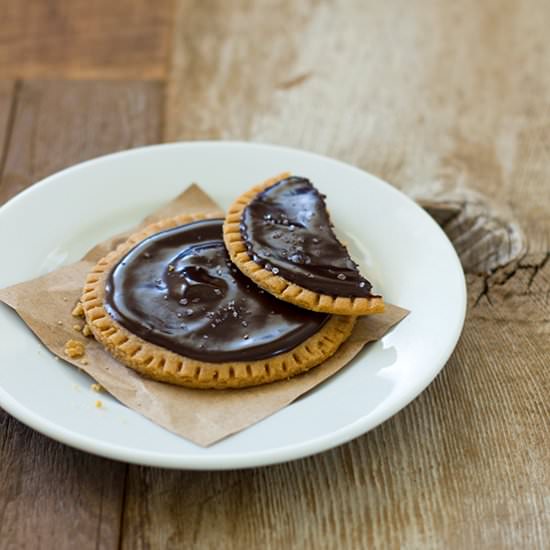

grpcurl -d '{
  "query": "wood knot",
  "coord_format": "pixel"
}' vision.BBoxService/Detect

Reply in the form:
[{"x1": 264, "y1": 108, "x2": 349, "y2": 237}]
[{"x1": 416, "y1": 189, "x2": 525, "y2": 274}]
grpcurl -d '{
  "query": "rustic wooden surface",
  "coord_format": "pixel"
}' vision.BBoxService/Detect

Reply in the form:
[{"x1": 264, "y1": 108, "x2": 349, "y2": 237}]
[{"x1": 1, "y1": 1, "x2": 550, "y2": 548}]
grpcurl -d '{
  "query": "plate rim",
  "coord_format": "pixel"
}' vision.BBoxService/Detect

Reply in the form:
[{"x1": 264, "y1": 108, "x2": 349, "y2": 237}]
[{"x1": 0, "y1": 140, "x2": 467, "y2": 470}]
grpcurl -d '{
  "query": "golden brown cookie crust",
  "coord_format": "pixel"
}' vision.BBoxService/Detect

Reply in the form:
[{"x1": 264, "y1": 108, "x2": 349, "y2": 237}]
[
  {"x1": 81, "y1": 213, "x2": 356, "y2": 389},
  {"x1": 223, "y1": 174, "x2": 385, "y2": 316}
]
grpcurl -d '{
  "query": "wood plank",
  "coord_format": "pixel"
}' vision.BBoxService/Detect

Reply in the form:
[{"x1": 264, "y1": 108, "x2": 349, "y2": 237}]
[
  {"x1": 0, "y1": 80, "x2": 164, "y2": 549},
  {"x1": 115, "y1": 1, "x2": 550, "y2": 548},
  {"x1": 0, "y1": 81, "x2": 15, "y2": 164},
  {"x1": 0, "y1": 80, "x2": 163, "y2": 204},
  {"x1": 0, "y1": 0, "x2": 173, "y2": 79},
  {"x1": 0, "y1": 416, "x2": 127, "y2": 550}
]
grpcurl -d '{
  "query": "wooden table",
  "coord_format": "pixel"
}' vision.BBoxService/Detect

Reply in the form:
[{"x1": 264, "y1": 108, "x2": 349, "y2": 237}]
[{"x1": 1, "y1": 2, "x2": 549, "y2": 548}]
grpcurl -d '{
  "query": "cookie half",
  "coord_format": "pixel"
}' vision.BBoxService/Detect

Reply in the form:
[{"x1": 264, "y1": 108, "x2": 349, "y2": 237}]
[
  {"x1": 81, "y1": 214, "x2": 355, "y2": 389},
  {"x1": 223, "y1": 174, "x2": 385, "y2": 315}
]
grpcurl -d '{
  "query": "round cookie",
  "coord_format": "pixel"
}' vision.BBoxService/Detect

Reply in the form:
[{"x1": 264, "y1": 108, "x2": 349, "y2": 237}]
[
  {"x1": 80, "y1": 213, "x2": 355, "y2": 389},
  {"x1": 223, "y1": 174, "x2": 385, "y2": 315}
]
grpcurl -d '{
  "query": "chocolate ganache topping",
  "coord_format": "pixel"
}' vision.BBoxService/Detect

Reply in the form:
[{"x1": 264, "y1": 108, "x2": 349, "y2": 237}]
[
  {"x1": 241, "y1": 177, "x2": 375, "y2": 297},
  {"x1": 104, "y1": 219, "x2": 329, "y2": 362}
]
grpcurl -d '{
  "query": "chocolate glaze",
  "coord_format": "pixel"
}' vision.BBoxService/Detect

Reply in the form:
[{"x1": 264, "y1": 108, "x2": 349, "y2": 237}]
[
  {"x1": 104, "y1": 219, "x2": 329, "y2": 362},
  {"x1": 241, "y1": 177, "x2": 376, "y2": 297}
]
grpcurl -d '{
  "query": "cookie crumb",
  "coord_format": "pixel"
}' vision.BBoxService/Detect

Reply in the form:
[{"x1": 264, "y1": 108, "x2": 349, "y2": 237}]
[
  {"x1": 95, "y1": 400, "x2": 103, "y2": 408},
  {"x1": 80, "y1": 359, "x2": 88, "y2": 365},
  {"x1": 72, "y1": 303, "x2": 84, "y2": 317},
  {"x1": 82, "y1": 324, "x2": 92, "y2": 337},
  {"x1": 63, "y1": 297, "x2": 68, "y2": 302},
  {"x1": 64, "y1": 339, "x2": 85, "y2": 359},
  {"x1": 73, "y1": 324, "x2": 82, "y2": 332},
  {"x1": 57, "y1": 320, "x2": 63, "y2": 326},
  {"x1": 91, "y1": 383, "x2": 103, "y2": 392}
]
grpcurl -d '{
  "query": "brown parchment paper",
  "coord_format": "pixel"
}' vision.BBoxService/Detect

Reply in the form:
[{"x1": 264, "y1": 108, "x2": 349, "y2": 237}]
[{"x1": 0, "y1": 185, "x2": 409, "y2": 447}]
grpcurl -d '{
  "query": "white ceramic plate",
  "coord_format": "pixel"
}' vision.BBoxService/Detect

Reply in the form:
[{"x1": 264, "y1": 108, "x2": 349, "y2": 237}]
[{"x1": 0, "y1": 142, "x2": 465, "y2": 470}]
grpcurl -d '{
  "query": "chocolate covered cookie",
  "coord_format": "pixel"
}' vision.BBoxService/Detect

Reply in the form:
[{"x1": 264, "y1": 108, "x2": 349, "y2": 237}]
[
  {"x1": 81, "y1": 214, "x2": 355, "y2": 389},
  {"x1": 223, "y1": 174, "x2": 384, "y2": 315}
]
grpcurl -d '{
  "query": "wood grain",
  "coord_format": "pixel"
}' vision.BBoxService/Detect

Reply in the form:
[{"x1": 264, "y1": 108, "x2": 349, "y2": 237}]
[
  {"x1": 0, "y1": 81, "x2": 15, "y2": 166},
  {"x1": 0, "y1": 0, "x2": 173, "y2": 79},
  {"x1": 0, "y1": 415, "x2": 126, "y2": 550},
  {"x1": 0, "y1": 80, "x2": 163, "y2": 204},
  {"x1": 109, "y1": 1, "x2": 550, "y2": 548},
  {"x1": 0, "y1": 80, "x2": 164, "y2": 549}
]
